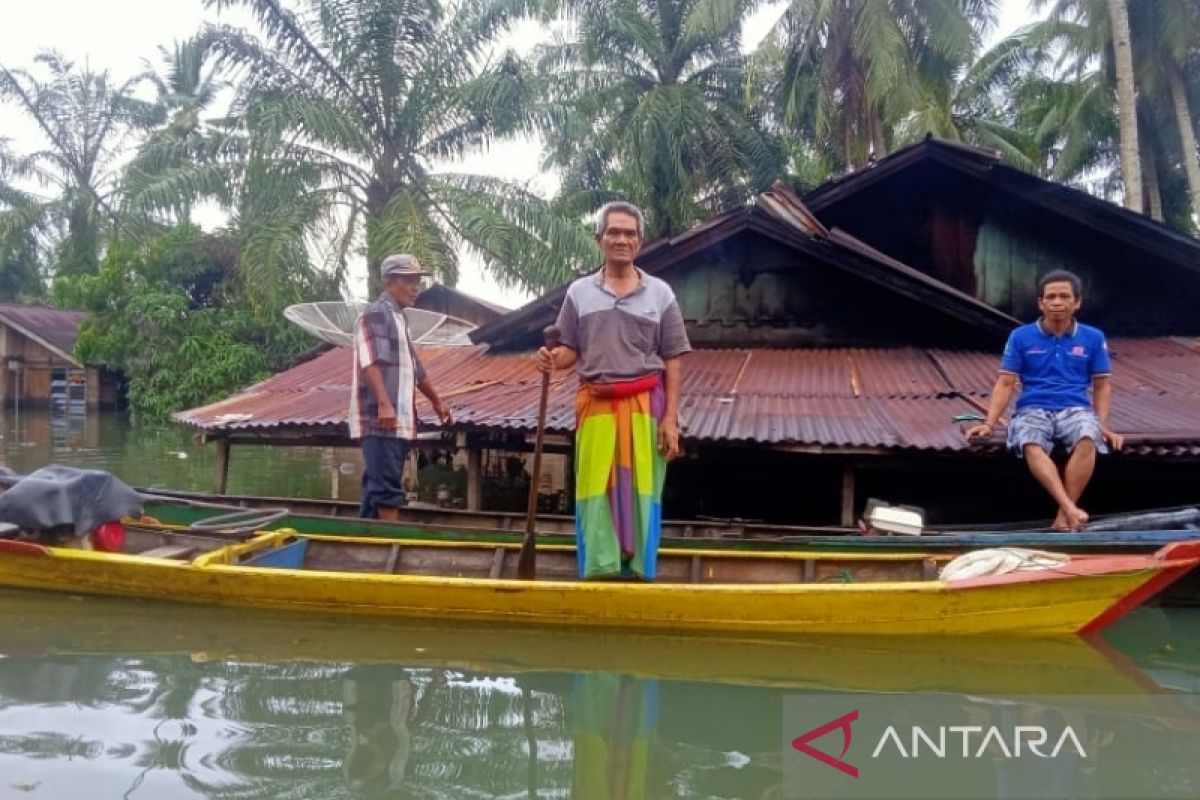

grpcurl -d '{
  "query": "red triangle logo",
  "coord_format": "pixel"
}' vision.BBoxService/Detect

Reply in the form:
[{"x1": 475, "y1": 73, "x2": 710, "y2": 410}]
[{"x1": 791, "y1": 709, "x2": 859, "y2": 778}]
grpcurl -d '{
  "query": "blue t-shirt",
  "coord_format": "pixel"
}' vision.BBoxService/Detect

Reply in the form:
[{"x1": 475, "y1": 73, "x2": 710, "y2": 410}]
[{"x1": 1000, "y1": 321, "x2": 1112, "y2": 412}]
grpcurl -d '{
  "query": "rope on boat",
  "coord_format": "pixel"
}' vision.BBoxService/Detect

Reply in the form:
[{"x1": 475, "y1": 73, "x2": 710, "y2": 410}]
[{"x1": 134, "y1": 491, "x2": 290, "y2": 536}]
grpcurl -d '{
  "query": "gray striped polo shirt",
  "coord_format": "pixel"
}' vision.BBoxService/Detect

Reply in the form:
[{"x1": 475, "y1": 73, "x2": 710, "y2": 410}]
[{"x1": 555, "y1": 268, "x2": 692, "y2": 383}]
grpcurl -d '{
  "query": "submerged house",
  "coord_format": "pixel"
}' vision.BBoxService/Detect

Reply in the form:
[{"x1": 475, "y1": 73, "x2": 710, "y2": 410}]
[
  {"x1": 176, "y1": 139, "x2": 1200, "y2": 526},
  {"x1": 0, "y1": 304, "x2": 122, "y2": 411}
]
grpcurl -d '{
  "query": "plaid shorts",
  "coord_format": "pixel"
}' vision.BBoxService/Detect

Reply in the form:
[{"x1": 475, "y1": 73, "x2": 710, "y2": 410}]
[{"x1": 1007, "y1": 407, "x2": 1107, "y2": 456}]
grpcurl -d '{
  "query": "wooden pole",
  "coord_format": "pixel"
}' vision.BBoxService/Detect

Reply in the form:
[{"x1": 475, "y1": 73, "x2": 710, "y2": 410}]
[
  {"x1": 517, "y1": 326, "x2": 560, "y2": 580},
  {"x1": 466, "y1": 446, "x2": 483, "y2": 511},
  {"x1": 840, "y1": 465, "x2": 856, "y2": 528}
]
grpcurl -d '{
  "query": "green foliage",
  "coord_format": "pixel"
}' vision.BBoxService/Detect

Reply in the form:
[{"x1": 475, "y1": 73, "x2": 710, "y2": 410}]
[
  {"x1": 53, "y1": 225, "x2": 324, "y2": 421},
  {"x1": 0, "y1": 52, "x2": 160, "y2": 276},
  {"x1": 123, "y1": 0, "x2": 598, "y2": 297},
  {"x1": 536, "y1": 0, "x2": 783, "y2": 237}
]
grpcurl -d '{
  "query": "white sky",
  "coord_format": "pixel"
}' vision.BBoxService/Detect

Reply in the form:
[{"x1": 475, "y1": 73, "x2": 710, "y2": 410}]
[{"x1": 0, "y1": 0, "x2": 1037, "y2": 309}]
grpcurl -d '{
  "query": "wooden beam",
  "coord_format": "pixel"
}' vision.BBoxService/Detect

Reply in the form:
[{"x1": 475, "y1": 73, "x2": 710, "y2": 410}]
[
  {"x1": 213, "y1": 439, "x2": 231, "y2": 495},
  {"x1": 840, "y1": 465, "x2": 856, "y2": 528},
  {"x1": 466, "y1": 447, "x2": 483, "y2": 511}
]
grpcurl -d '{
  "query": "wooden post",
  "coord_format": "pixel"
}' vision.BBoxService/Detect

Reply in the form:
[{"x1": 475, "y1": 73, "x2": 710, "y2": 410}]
[
  {"x1": 466, "y1": 447, "x2": 483, "y2": 511},
  {"x1": 565, "y1": 446, "x2": 575, "y2": 515},
  {"x1": 840, "y1": 465, "x2": 856, "y2": 528},
  {"x1": 214, "y1": 438, "x2": 231, "y2": 495}
]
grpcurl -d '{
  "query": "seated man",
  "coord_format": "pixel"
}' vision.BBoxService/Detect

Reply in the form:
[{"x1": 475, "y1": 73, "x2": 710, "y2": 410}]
[{"x1": 966, "y1": 270, "x2": 1123, "y2": 531}]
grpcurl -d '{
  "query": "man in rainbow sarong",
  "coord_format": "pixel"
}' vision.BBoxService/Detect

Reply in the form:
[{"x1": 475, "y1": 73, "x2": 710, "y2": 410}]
[{"x1": 536, "y1": 202, "x2": 692, "y2": 580}]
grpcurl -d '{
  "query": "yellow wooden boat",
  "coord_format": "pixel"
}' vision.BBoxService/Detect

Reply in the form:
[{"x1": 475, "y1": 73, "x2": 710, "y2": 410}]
[{"x1": 0, "y1": 527, "x2": 1195, "y2": 636}]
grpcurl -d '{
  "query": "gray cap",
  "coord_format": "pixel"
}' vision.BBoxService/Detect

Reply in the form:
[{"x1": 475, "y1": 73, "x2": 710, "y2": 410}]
[{"x1": 380, "y1": 253, "x2": 431, "y2": 278}]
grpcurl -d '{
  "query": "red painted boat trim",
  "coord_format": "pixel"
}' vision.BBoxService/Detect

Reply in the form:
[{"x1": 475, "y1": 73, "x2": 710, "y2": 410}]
[
  {"x1": 0, "y1": 539, "x2": 49, "y2": 557},
  {"x1": 1079, "y1": 563, "x2": 1193, "y2": 636}
]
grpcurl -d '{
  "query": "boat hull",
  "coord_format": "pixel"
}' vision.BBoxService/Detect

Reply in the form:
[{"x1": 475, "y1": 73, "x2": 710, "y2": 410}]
[{"x1": 0, "y1": 534, "x2": 1195, "y2": 637}]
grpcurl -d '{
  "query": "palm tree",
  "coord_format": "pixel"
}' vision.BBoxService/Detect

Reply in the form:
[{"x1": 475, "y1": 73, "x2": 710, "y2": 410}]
[
  {"x1": 122, "y1": 31, "x2": 230, "y2": 233},
  {"x1": 1030, "y1": 0, "x2": 1146, "y2": 211},
  {"x1": 0, "y1": 138, "x2": 48, "y2": 299},
  {"x1": 1131, "y1": 0, "x2": 1200, "y2": 225},
  {"x1": 128, "y1": 0, "x2": 596, "y2": 298},
  {"x1": 0, "y1": 52, "x2": 159, "y2": 276},
  {"x1": 756, "y1": 0, "x2": 997, "y2": 174},
  {"x1": 1106, "y1": 0, "x2": 1143, "y2": 211},
  {"x1": 536, "y1": 0, "x2": 783, "y2": 237},
  {"x1": 896, "y1": 30, "x2": 1042, "y2": 173},
  {"x1": 1022, "y1": 0, "x2": 1199, "y2": 227}
]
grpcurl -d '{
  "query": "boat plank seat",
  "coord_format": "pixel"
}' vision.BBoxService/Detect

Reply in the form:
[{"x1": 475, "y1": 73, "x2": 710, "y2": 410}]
[{"x1": 139, "y1": 544, "x2": 197, "y2": 560}]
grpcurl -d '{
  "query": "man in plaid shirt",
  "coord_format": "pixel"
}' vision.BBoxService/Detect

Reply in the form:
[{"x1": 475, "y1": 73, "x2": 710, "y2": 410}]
[{"x1": 350, "y1": 254, "x2": 453, "y2": 519}]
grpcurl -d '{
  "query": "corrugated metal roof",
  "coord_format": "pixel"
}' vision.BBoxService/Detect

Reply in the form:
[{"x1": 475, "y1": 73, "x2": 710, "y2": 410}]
[
  {"x1": 925, "y1": 349, "x2": 1000, "y2": 395},
  {"x1": 0, "y1": 304, "x2": 86, "y2": 364},
  {"x1": 175, "y1": 339, "x2": 1200, "y2": 456}
]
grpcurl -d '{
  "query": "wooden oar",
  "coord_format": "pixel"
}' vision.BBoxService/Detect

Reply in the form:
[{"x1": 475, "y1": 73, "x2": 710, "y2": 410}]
[{"x1": 518, "y1": 326, "x2": 560, "y2": 580}]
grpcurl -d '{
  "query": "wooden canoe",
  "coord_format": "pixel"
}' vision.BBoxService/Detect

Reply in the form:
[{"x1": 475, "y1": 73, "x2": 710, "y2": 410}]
[
  {"x1": 140, "y1": 491, "x2": 1200, "y2": 554},
  {"x1": 0, "y1": 525, "x2": 1196, "y2": 636}
]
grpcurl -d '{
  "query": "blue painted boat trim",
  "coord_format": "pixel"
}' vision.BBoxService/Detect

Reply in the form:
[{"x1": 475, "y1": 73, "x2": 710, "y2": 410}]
[{"x1": 244, "y1": 539, "x2": 309, "y2": 569}]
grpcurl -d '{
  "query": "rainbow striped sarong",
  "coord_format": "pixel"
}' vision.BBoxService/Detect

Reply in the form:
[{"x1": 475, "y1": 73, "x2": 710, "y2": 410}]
[
  {"x1": 572, "y1": 673, "x2": 658, "y2": 797},
  {"x1": 574, "y1": 375, "x2": 666, "y2": 580}
]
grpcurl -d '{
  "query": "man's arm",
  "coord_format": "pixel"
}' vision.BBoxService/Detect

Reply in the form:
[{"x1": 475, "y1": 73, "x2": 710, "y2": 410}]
[
  {"x1": 362, "y1": 364, "x2": 396, "y2": 431},
  {"x1": 417, "y1": 377, "x2": 453, "y2": 424},
  {"x1": 536, "y1": 345, "x2": 578, "y2": 372},
  {"x1": 658, "y1": 356, "x2": 682, "y2": 460},
  {"x1": 1091, "y1": 375, "x2": 1123, "y2": 450},
  {"x1": 537, "y1": 294, "x2": 580, "y2": 373},
  {"x1": 965, "y1": 373, "x2": 1017, "y2": 440}
]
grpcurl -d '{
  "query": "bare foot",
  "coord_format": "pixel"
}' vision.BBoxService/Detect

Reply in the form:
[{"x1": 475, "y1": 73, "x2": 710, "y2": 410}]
[{"x1": 1060, "y1": 505, "x2": 1089, "y2": 532}]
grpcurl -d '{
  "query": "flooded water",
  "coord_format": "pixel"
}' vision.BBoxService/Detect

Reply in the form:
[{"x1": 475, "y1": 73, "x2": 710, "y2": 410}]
[
  {"x1": 2, "y1": 409, "x2": 1200, "y2": 797},
  {"x1": 0, "y1": 589, "x2": 1197, "y2": 799},
  {"x1": 0, "y1": 410, "x2": 335, "y2": 497}
]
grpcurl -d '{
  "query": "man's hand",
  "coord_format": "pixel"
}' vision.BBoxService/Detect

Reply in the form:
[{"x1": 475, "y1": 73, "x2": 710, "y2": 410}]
[
  {"x1": 433, "y1": 399, "x2": 453, "y2": 425},
  {"x1": 659, "y1": 418, "x2": 681, "y2": 461},
  {"x1": 377, "y1": 401, "x2": 397, "y2": 431},
  {"x1": 534, "y1": 346, "x2": 557, "y2": 374},
  {"x1": 1102, "y1": 428, "x2": 1124, "y2": 451},
  {"x1": 964, "y1": 422, "x2": 994, "y2": 440}
]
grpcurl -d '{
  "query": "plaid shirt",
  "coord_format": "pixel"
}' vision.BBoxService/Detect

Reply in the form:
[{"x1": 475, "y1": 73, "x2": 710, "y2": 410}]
[{"x1": 348, "y1": 293, "x2": 428, "y2": 439}]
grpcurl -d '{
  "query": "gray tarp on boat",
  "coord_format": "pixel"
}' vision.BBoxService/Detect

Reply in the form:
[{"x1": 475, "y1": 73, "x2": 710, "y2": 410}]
[{"x1": 0, "y1": 465, "x2": 143, "y2": 535}]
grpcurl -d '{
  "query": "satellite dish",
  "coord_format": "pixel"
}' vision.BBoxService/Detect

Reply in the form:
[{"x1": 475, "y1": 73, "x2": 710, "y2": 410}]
[{"x1": 284, "y1": 302, "x2": 477, "y2": 348}]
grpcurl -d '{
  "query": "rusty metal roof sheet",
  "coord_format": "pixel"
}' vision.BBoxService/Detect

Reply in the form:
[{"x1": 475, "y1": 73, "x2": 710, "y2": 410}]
[
  {"x1": 176, "y1": 339, "x2": 1200, "y2": 456},
  {"x1": 925, "y1": 349, "x2": 1000, "y2": 395},
  {"x1": 0, "y1": 304, "x2": 86, "y2": 364}
]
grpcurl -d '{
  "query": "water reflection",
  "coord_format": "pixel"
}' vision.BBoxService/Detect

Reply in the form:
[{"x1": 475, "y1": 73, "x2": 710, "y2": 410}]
[{"x1": 0, "y1": 591, "x2": 1195, "y2": 799}]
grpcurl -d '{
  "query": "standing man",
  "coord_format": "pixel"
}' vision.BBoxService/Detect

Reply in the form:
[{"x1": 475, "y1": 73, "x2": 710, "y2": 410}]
[
  {"x1": 536, "y1": 202, "x2": 692, "y2": 580},
  {"x1": 966, "y1": 270, "x2": 1123, "y2": 531},
  {"x1": 350, "y1": 254, "x2": 453, "y2": 520}
]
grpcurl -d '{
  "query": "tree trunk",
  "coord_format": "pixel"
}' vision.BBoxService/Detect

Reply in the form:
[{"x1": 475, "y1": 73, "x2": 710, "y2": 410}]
[
  {"x1": 365, "y1": 180, "x2": 390, "y2": 297},
  {"x1": 1168, "y1": 67, "x2": 1200, "y2": 225},
  {"x1": 1107, "y1": 0, "x2": 1143, "y2": 212},
  {"x1": 1142, "y1": 138, "x2": 1163, "y2": 221},
  {"x1": 869, "y1": 109, "x2": 887, "y2": 160}
]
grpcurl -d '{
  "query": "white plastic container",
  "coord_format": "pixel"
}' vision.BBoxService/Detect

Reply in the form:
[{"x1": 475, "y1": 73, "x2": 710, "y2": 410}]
[{"x1": 865, "y1": 505, "x2": 925, "y2": 536}]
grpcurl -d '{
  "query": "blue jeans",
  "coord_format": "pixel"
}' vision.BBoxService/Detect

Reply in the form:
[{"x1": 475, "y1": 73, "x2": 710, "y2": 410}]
[{"x1": 359, "y1": 436, "x2": 409, "y2": 518}]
